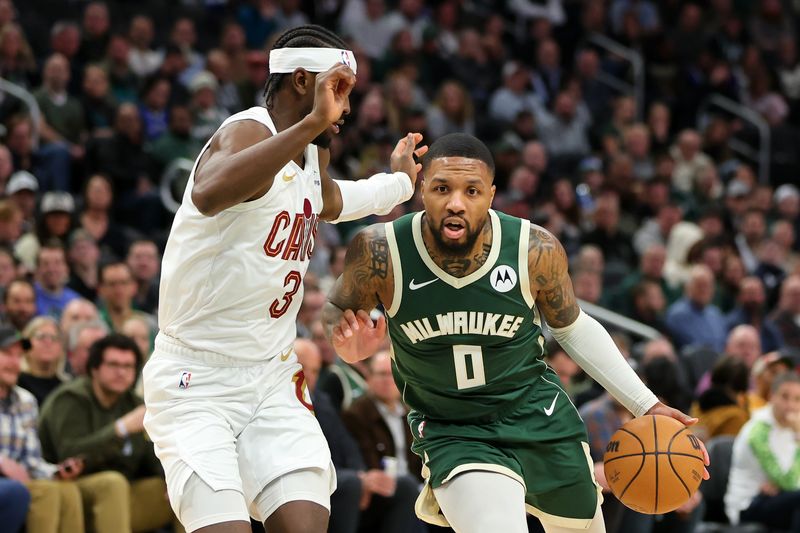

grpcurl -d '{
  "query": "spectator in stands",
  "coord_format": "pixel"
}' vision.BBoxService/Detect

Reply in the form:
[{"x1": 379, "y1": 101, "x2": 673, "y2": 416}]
[
  {"x1": 66, "y1": 229, "x2": 100, "y2": 301},
  {"x1": 126, "y1": 239, "x2": 160, "y2": 314},
  {"x1": 127, "y1": 15, "x2": 162, "y2": 79},
  {"x1": 78, "y1": 174, "x2": 130, "y2": 261},
  {"x1": 189, "y1": 70, "x2": 229, "y2": 144},
  {"x1": 426, "y1": 80, "x2": 475, "y2": 139},
  {"x1": 535, "y1": 89, "x2": 592, "y2": 171},
  {"x1": 342, "y1": 351, "x2": 422, "y2": 533},
  {"x1": 78, "y1": 1, "x2": 111, "y2": 66},
  {"x1": 488, "y1": 60, "x2": 542, "y2": 124},
  {"x1": 582, "y1": 190, "x2": 636, "y2": 278},
  {"x1": 693, "y1": 355, "x2": 751, "y2": 441},
  {"x1": 15, "y1": 191, "x2": 75, "y2": 272},
  {"x1": 38, "y1": 333, "x2": 177, "y2": 532},
  {"x1": 572, "y1": 268, "x2": 602, "y2": 304},
  {"x1": 122, "y1": 315, "x2": 153, "y2": 395},
  {"x1": 5, "y1": 170, "x2": 37, "y2": 233},
  {"x1": 726, "y1": 325, "x2": 764, "y2": 372},
  {"x1": 736, "y1": 209, "x2": 768, "y2": 274},
  {"x1": 670, "y1": 129, "x2": 714, "y2": 194},
  {"x1": 726, "y1": 276, "x2": 783, "y2": 352},
  {"x1": 66, "y1": 320, "x2": 108, "y2": 378},
  {"x1": 750, "y1": 352, "x2": 795, "y2": 411},
  {"x1": 0, "y1": 247, "x2": 15, "y2": 301},
  {"x1": 32, "y1": 242, "x2": 80, "y2": 319},
  {"x1": 5, "y1": 114, "x2": 71, "y2": 195},
  {"x1": 59, "y1": 297, "x2": 99, "y2": 338},
  {"x1": 0, "y1": 198, "x2": 22, "y2": 248},
  {"x1": 0, "y1": 23, "x2": 37, "y2": 88},
  {"x1": 606, "y1": 243, "x2": 679, "y2": 316},
  {"x1": 18, "y1": 316, "x2": 66, "y2": 405},
  {"x1": 2, "y1": 279, "x2": 35, "y2": 333},
  {"x1": 725, "y1": 371, "x2": 800, "y2": 529},
  {"x1": 0, "y1": 324, "x2": 85, "y2": 533},
  {"x1": 666, "y1": 264, "x2": 728, "y2": 352},
  {"x1": 81, "y1": 64, "x2": 118, "y2": 135},
  {"x1": 145, "y1": 103, "x2": 199, "y2": 175},
  {"x1": 769, "y1": 274, "x2": 800, "y2": 349},
  {"x1": 98, "y1": 262, "x2": 151, "y2": 333},
  {"x1": 34, "y1": 53, "x2": 86, "y2": 161}
]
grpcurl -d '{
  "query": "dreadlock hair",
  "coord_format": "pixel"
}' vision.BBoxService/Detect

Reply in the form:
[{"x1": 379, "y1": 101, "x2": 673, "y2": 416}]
[{"x1": 264, "y1": 25, "x2": 348, "y2": 110}]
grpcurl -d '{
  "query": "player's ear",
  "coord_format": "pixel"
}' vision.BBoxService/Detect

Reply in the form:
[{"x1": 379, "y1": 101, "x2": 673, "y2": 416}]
[
  {"x1": 490, "y1": 184, "x2": 496, "y2": 204},
  {"x1": 292, "y1": 68, "x2": 312, "y2": 96}
]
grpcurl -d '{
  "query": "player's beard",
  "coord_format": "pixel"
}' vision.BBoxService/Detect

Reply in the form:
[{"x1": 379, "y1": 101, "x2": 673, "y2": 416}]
[
  {"x1": 427, "y1": 215, "x2": 483, "y2": 256},
  {"x1": 312, "y1": 130, "x2": 333, "y2": 149}
]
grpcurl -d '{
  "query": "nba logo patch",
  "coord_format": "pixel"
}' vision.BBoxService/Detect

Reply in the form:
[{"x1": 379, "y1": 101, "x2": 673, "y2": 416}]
[
  {"x1": 178, "y1": 371, "x2": 191, "y2": 389},
  {"x1": 340, "y1": 50, "x2": 352, "y2": 68}
]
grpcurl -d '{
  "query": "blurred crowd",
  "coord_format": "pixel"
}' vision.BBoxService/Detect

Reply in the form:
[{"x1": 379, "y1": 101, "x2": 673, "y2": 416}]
[{"x1": 0, "y1": 0, "x2": 798, "y2": 532}]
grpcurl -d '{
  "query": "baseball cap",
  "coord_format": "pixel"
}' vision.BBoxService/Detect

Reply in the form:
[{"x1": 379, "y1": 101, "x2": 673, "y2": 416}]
[
  {"x1": 6, "y1": 171, "x2": 39, "y2": 195},
  {"x1": 0, "y1": 325, "x2": 21, "y2": 350},
  {"x1": 774, "y1": 184, "x2": 800, "y2": 204},
  {"x1": 189, "y1": 71, "x2": 218, "y2": 93},
  {"x1": 726, "y1": 179, "x2": 751, "y2": 198},
  {"x1": 751, "y1": 352, "x2": 794, "y2": 377},
  {"x1": 41, "y1": 191, "x2": 75, "y2": 214}
]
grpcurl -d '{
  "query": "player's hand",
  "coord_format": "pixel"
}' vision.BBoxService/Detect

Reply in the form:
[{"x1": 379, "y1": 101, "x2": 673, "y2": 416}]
[
  {"x1": 0, "y1": 457, "x2": 30, "y2": 482},
  {"x1": 674, "y1": 490, "x2": 702, "y2": 516},
  {"x1": 56, "y1": 457, "x2": 84, "y2": 480},
  {"x1": 331, "y1": 309, "x2": 386, "y2": 361},
  {"x1": 311, "y1": 64, "x2": 355, "y2": 126},
  {"x1": 645, "y1": 402, "x2": 710, "y2": 480},
  {"x1": 390, "y1": 133, "x2": 427, "y2": 187},
  {"x1": 593, "y1": 462, "x2": 610, "y2": 492}
]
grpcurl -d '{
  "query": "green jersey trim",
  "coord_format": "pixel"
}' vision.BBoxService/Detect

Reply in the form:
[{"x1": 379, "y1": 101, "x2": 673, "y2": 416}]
[
  {"x1": 411, "y1": 209, "x2": 502, "y2": 289},
  {"x1": 385, "y1": 221, "x2": 403, "y2": 317}
]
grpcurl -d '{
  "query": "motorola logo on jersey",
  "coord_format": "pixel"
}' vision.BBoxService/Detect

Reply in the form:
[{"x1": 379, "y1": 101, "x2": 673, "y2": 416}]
[{"x1": 490, "y1": 265, "x2": 517, "y2": 293}]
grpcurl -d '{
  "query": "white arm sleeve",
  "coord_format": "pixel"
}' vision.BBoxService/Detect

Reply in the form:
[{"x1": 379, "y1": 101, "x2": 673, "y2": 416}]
[
  {"x1": 331, "y1": 172, "x2": 413, "y2": 223},
  {"x1": 549, "y1": 310, "x2": 659, "y2": 417}
]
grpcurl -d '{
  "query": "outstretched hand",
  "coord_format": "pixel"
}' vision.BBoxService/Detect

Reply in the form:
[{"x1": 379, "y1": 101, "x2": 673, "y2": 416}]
[
  {"x1": 390, "y1": 133, "x2": 428, "y2": 187},
  {"x1": 331, "y1": 309, "x2": 386, "y2": 362},
  {"x1": 645, "y1": 401, "x2": 710, "y2": 480}
]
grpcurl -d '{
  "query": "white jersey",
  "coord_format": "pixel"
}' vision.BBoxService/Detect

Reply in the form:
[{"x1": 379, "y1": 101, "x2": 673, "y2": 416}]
[{"x1": 158, "y1": 107, "x2": 323, "y2": 362}]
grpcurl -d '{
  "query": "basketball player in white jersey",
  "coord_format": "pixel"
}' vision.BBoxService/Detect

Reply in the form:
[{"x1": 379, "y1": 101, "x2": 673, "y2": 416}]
[{"x1": 142, "y1": 25, "x2": 426, "y2": 533}]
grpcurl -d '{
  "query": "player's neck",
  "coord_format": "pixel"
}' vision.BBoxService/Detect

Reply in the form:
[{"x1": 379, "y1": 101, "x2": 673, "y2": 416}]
[{"x1": 421, "y1": 216, "x2": 492, "y2": 278}]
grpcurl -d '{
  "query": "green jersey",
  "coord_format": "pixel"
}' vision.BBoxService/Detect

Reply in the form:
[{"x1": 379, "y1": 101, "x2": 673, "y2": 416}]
[{"x1": 385, "y1": 209, "x2": 546, "y2": 423}]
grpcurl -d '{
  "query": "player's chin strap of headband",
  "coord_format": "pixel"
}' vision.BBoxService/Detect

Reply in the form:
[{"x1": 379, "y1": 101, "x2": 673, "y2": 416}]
[
  {"x1": 550, "y1": 310, "x2": 659, "y2": 417},
  {"x1": 269, "y1": 47, "x2": 358, "y2": 76}
]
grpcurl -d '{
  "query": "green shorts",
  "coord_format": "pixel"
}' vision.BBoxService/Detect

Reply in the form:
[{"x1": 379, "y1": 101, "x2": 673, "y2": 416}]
[{"x1": 409, "y1": 369, "x2": 601, "y2": 529}]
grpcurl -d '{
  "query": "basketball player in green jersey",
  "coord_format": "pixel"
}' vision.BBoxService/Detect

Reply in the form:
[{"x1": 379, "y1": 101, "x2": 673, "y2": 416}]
[{"x1": 322, "y1": 133, "x2": 709, "y2": 533}]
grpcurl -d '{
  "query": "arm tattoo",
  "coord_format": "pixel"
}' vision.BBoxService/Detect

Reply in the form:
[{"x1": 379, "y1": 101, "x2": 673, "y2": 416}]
[
  {"x1": 529, "y1": 225, "x2": 580, "y2": 328},
  {"x1": 368, "y1": 239, "x2": 389, "y2": 279}
]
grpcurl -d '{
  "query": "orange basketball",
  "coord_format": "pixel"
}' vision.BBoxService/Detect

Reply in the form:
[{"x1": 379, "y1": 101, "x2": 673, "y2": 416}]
[{"x1": 603, "y1": 415, "x2": 705, "y2": 515}]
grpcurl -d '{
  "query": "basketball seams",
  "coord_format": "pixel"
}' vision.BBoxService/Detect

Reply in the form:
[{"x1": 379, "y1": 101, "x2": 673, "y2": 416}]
[
  {"x1": 652, "y1": 416, "x2": 659, "y2": 514},
  {"x1": 616, "y1": 427, "x2": 646, "y2": 500},
  {"x1": 604, "y1": 451, "x2": 705, "y2": 464},
  {"x1": 666, "y1": 453, "x2": 692, "y2": 498},
  {"x1": 666, "y1": 423, "x2": 696, "y2": 499}
]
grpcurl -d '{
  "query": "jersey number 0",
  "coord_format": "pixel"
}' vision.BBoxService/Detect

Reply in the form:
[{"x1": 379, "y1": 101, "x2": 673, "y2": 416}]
[{"x1": 453, "y1": 345, "x2": 486, "y2": 390}]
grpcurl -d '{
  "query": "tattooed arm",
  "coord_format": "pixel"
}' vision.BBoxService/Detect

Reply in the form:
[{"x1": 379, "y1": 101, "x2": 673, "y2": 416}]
[
  {"x1": 527, "y1": 225, "x2": 580, "y2": 328},
  {"x1": 322, "y1": 224, "x2": 394, "y2": 362}
]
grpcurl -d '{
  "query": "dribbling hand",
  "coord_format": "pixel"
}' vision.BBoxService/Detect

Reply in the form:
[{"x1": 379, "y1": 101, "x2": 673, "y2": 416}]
[
  {"x1": 311, "y1": 64, "x2": 356, "y2": 125},
  {"x1": 391, "y1": 133, "x2": 428, "y2": 186},
  {"x1": 645, "y1": 402, "x2": 710, "y2": 480},
  {"x1": 331, "y1": 309, "x2": 386, "y2": 361}
]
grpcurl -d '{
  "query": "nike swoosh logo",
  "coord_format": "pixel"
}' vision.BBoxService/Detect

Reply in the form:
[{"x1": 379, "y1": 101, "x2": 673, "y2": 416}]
[
  {"x1": 280, "y1": 348, "x2": 292, "y2": 361},
  {"x1": 544, "y1": 392, "x2": 559, "y2": 416},
  {"x1": 282, "y1": 171, "x2": 296, "y2": 182},
  {"x1": 408, "y1": 278, "x2": 439, "y2": 290}
]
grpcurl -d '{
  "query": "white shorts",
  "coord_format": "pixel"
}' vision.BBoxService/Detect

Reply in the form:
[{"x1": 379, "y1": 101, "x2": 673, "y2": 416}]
[{"x1": 142, "y1": 334, "x2": 336, "y2": 526}]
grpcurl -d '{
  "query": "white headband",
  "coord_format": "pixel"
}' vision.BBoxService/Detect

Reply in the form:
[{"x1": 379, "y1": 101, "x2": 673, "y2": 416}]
[{"x1": 269, "y1": 47, "x2": 357, "y2": 76}]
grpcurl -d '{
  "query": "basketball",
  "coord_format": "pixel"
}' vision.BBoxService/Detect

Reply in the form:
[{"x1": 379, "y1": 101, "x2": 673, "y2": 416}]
[{"x1": 603, "y1": 415, "x2": 705, "y2": 515}]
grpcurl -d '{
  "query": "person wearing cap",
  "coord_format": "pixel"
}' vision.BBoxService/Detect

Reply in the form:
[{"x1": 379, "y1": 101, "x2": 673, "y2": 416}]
[
  {"x1": 750, "y1": 352, "x2": 795, "y2": 410},
  {"x1": 189, "y1": 70, "x2": 229, "y2": 144},
  {"x1": 145, "y1": 25, "x2": 425, "y2": 533},
  {"x1": 14, "y1": 190, "x2": 76, "y2": 273},
  {"x1": 488, "y1": 60, "x2": 543, "y2": 124},
  {"x1": 6, "y1": 170, "x2": 38, "y2": 232}
]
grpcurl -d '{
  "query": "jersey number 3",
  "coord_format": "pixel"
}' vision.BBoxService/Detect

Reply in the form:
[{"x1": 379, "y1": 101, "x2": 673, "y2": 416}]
[
  {"x1": 269, "y1": 271, "x2": 301, "y2": 318},
  {"x1": 453, "y1": 345, "x2": 486, "y2": 390}
]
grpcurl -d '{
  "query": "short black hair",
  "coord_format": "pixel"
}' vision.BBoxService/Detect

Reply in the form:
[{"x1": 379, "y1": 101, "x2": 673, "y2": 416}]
[
  {"x1": 87, "y1": 333, "x2": 143, "y2": 376},
  {"x1": 264, "y1": 25, "x2": 348, "y2": 109},
  {"x1": 422, "y1": 133, "x2": 495, "y2": 175},
  {"x1": 99, "y1": 261, "x2": 133, "y2": 285}
]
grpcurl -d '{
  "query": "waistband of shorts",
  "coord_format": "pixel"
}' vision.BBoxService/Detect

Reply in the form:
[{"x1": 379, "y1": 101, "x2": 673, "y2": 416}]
[{"x1": 154, "y1": 332, "x2": 293, "y2": 367}]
